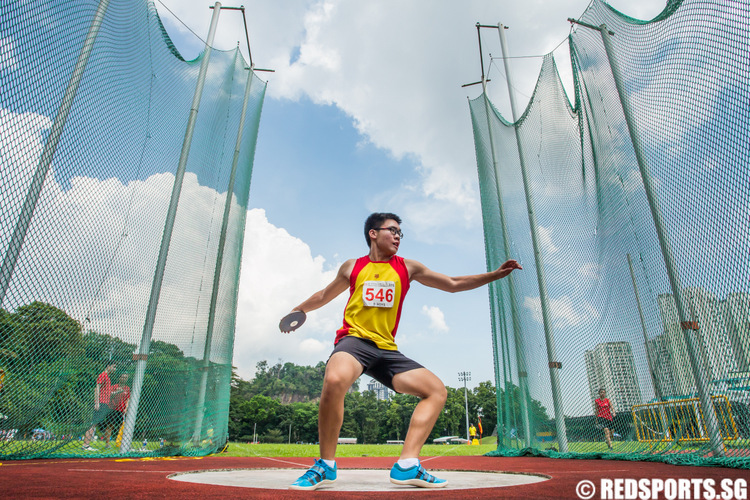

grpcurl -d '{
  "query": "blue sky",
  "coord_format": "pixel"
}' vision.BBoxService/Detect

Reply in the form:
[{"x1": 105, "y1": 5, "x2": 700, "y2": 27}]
[{"x1": 155, "y1": 0, "x2": 667, "y2": 389}]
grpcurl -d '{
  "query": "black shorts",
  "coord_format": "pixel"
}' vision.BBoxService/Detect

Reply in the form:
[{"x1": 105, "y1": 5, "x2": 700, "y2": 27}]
[
  {"x1": 596, "y1": 416, "x2": 612, "y2": 430},
  {"x1": 106, "y1": 410, "x2": 125, "y2": 429},
  {"x1": 330, "y1": 335, "x2": 424, "y2": 392},
  {"x1": 91, "y1": 403, "x2": 114, "y2": 427}
]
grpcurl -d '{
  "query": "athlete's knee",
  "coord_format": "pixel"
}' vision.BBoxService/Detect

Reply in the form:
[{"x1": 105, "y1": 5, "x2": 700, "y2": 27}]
[
  {"x1": 424, "y1": 381, "x2": 447, "y2": 405},
  {"x1": 434, "y1": 383, "x2": 447, "y2": 405},
  {"x1": 323, "y1": 370, "x2": 356, "y2": 395}
]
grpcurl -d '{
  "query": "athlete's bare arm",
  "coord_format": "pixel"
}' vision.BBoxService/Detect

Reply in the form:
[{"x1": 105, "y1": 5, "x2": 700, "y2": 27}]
[
  {"x1": 405, "y1": 258, "x2": 522, "y2": 293},
  {"x1": 291, "y1": 259, "x2": 356, "y2": 313}
]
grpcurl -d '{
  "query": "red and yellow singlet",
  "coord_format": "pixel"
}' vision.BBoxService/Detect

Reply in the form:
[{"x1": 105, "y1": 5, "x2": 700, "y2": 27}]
[{"x1": 335, "y1": 255, "x2": 410, "y2": 350}]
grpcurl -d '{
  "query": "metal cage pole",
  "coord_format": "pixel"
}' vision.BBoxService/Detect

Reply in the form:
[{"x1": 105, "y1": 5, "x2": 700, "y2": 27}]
[
  {"x1": 627, "y1": 253, "x2": 665, "y2": 402},
  {"x1": 120, "y1": 1, "x2": 224, "y2": 454},
  {"x1": 498, "y1": 24, "x2": 568, "y2": 452},
  {"x1": 474, "y1": 23, "x2": 533, "y2": 449},
  {"x1": 0, "y1": 0, "x2": 112, "y2": 305},
  {"x1": 593, "y1": 23, "x2": 724, "y2": 457},
  {"x1": 192, "y1": 64, "x2": 255, "y2": 443}
]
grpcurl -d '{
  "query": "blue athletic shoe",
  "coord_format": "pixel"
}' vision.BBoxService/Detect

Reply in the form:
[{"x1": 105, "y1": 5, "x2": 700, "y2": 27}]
[
  {"x1": 390, "y1": 462, "x2": 447, "y2": 488},
  {"x1": 289, "y1": 458, "x2": 337, "y2": 490}
]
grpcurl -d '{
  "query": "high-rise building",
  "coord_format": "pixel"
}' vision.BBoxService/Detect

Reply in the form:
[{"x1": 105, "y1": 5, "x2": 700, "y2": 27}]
[
  {"x1": 366, "y1": 378, "x2": 390, "y2": 401},
  {"x1": 657, "y1": 288, "x2": 737, "y2": 396},
  {"x1": 585, "y1": 342, "x2": 642, "y2": 413},
  {"x1": 657, "y1": 292, "x2": 700, "y2": 396},
  {"x1": 721, "y1": 292, "x2": 750, "y2": 372},
  {"x1": 683, "y1": 287, "x2": 736, "y2": 379},
  {"x1": 646, "y1": 333, "x2": 678, "y2": 398}
]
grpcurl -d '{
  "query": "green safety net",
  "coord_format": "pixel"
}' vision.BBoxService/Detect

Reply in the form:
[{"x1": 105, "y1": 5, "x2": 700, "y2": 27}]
[
  {"x1": 470, "y1": 0, "x2": 748, "y2": 467},
  {"x1": 0, "y1": 0, "x2": 265, "y2": 458}
]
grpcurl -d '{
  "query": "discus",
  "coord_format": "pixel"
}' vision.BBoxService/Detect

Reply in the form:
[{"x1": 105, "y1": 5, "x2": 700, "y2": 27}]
[{"x1": 279, "y1": 310, "x2": 306, "y2": 333}]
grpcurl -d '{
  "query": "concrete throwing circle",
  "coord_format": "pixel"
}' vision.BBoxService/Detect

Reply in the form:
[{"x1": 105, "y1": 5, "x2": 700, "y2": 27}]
[{"x1": 169, "y1": 468, "x2": 549, "y2": 491}]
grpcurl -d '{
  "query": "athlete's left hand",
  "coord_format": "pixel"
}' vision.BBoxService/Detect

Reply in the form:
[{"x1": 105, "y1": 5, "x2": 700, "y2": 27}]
[{"x1": 497, "y1": 259, "x2": 522, "y2": 278}]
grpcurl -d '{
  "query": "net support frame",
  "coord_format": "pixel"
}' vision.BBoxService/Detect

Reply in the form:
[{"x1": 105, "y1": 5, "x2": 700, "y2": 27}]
[
  {"x1": 627, "y1": 253, "x2": 665, "y2": 402},
  {"x1": 597, "y1": 23, "x2": 724, "y2": 457},
  {"x1": 498, "y1": 23, "x2": 569, "y2": 453},
  {"x1": 0, "y1": 0, "x2": 112, "y2": 306},
  {"x1": 192, "y1": 65, "x2": 255, "y2": 443},
  {"x1": 478, "y1": 73, "x2": 533, "y2": 447},
  {"x1": 120, "y1": 1, "x2": 225, "y2": 455}
]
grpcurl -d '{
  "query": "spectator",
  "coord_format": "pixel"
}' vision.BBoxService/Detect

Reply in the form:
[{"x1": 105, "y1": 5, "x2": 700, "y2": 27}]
[
  {"x1": 595, "y1": 388, "x2": 615, "y2": 450},
  {"x1": 106, "y1": 373, "x2": 131, "y2": 449},
  {"x1": 82, "y1": 362, "x2": 116, "y2": 451}
]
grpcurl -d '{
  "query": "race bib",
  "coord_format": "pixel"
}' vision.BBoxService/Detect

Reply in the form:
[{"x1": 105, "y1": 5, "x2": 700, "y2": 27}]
[{"x1": 362, "y1": 281, "x2": 395, "y2": 308}]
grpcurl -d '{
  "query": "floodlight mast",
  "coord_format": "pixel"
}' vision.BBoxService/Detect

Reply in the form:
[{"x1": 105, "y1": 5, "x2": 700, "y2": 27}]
[{"x1": 458, "y1": 372, "x2": 471, "y2": 442}]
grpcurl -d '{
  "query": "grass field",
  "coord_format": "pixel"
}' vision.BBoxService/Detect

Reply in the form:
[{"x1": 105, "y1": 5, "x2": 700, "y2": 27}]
[
  {"x1": 224, "y1": 439, "x2": 499, "y2": 458},
  {"x1": 221, "y1": 437, "x2": 744, "y2": 458}
]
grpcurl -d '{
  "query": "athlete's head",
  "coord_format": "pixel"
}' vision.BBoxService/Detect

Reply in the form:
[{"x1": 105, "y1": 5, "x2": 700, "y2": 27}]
[{"x1": 364, "y1": 212, "x2": 402, "y2": 247}]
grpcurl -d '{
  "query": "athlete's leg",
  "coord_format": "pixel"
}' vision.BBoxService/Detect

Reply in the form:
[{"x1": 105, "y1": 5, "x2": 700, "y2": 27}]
[
  {"x1": 83, "y1": 425, "x2": 95, "y2": 446},
  {"x1": 392, "y1": 368, "x2": 447, "y2": 459},
  {"x1": 318, "y1": 351, "x2": 363, "y2": 460},
  {"x1": 604, "y1": 426, "x2": 613, "y2": 448}
]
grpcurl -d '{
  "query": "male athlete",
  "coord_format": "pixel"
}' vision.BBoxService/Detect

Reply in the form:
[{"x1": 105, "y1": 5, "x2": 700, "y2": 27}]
[{"x1": 283, "y1": 212, "x2": 522, "y2": 490}]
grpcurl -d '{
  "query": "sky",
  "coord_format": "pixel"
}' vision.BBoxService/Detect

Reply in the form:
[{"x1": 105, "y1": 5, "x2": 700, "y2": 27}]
[{"x1": 153, "y1": 0, "x2": 669, "y2": 389}]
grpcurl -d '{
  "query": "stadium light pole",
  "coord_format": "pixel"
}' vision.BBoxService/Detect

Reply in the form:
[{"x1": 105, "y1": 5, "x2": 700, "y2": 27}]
[
  {"x1": 120, "y1": 1, "x2": 224, "y2": 455},
  {"x1": 459, "y1": 371, "x2": 471, "y2": 442}
]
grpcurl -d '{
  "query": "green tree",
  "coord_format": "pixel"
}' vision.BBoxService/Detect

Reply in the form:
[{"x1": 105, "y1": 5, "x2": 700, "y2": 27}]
[{"x1": 5, "y1": 302, "x2": 83, "y2": 368}]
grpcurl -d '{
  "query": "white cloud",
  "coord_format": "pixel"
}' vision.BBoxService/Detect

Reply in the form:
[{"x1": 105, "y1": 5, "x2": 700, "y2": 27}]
[
  {"x1": 155, "y1": 0, "x2": 669, "y2": 251},
  {"x1": 0, "y1": 109, "x2": 52, "y2": 234},
  {"x1": 233, "y1": 208, "x2": 346, "y2": 380},
  {"x1": 537, "y1": 225, "x2": 559, "y2": 253},
  {"x1": 0, "y1": 106, "x2": 344, "y2": 381},
  {"x1": 160, "y1": 0, "x2": 664, "y2": 236},
  {"x1": 421, "y1": 304, "x2": 449, "y2": 333},
  {"x1": 523, "y1": 295, "x2": 599, "y2": 328},
  {"x1": 578, "y1": 262, "x2": 601, "y2": 280}
]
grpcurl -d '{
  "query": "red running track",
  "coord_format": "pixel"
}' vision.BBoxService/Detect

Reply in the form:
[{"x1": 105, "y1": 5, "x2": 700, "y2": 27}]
[{"x1": 0, "y1": 455, "x2": 747, "y2": 499}]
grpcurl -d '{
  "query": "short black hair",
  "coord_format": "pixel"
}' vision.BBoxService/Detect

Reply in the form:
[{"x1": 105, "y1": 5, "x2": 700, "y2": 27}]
[{"x1": 364, "y1": 212, "x2": 401, "y2": 247}]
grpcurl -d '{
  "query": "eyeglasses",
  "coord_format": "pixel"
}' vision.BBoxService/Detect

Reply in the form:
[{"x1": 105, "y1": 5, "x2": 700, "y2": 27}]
[{"x1": 375, "y1": 226, "x2": 404, "y2": 239}]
